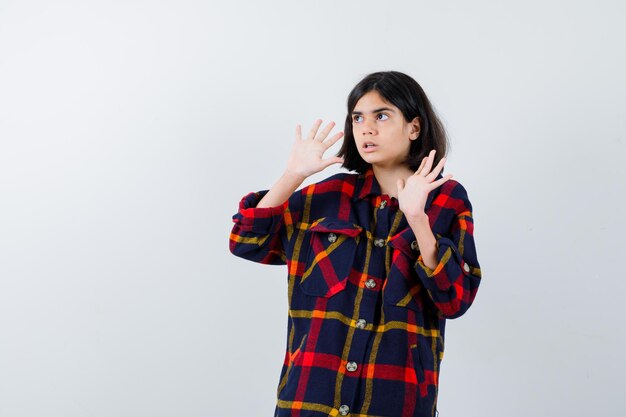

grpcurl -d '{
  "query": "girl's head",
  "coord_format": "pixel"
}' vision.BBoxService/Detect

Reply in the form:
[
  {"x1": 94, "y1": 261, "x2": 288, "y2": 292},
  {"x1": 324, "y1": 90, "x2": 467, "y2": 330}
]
[{"x1": 338, "y1": 71, "x2": 449, "y2": 174}]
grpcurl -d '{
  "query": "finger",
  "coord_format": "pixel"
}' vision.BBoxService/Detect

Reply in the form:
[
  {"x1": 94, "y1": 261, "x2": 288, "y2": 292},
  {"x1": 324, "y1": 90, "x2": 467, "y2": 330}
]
[
  {"x1": 296, "y1": 124, "x2": 302, "y2": 140},
  {"x1": 426, "y1": 156, "x2": 447, "y2": 182},
  {"x1": 306, "y1": 119, "x2": 323, "y2": 141},
  {"x1": 321, "y1": 156, "x2": 345, "y2": 169},
  {"x1": 316, "y1": 121, "x2": 336, "y2": 142},
  {"x1": 414, "y1": 155, "x2": 430, "y2": 176},
  {"x1": 396, "y1": 178, "x2": 404, "y2": 193},
  {"x1": 414, "y1": 156, "x2": 428, "y2": 175},
  {"x1": 420, "y1": 149, "x2": 436, "y2": 176},
  {"x1": 323, "y1": 131, "x2": 344, "y2": 148},
  {"x1": 429, "y1": 174, "x2": 453, "y2": 190}
]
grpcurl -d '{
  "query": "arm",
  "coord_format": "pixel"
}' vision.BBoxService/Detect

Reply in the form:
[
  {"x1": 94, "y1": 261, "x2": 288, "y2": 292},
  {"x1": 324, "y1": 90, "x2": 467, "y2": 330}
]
[
  {"x1": 256, "y1": 171, "x2": 306, "y2": 208},
  {"x1": 229, "y1": 172, "x2": 305, "y2": 265},
  {"x1": 410, "y1": 182, "x2": 482, "y2": 319},
  {"x1": 229, "y1": 119, "x2": 345, "y2": 265},
  {"x1": 406, "y1": 215, "x2": 438, "y2": 270}
]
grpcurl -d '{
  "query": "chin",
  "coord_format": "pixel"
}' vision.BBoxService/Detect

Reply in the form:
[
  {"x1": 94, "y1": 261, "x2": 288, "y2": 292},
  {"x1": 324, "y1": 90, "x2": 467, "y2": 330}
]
[{"x1": 360, "y1": 154, "x2": 382, "y2": 165}]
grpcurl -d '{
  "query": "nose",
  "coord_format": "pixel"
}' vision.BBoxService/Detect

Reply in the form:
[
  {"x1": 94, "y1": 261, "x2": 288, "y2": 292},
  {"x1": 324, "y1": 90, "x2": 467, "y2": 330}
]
[{"x1": 363, "y1": 120, "x2": 376, "y2": 135}]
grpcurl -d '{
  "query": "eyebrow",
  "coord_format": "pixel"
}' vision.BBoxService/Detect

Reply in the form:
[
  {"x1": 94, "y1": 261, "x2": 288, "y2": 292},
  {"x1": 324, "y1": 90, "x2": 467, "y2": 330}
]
[{"x1": 351, "y1": 107, "x2": 396, "y2": 115}]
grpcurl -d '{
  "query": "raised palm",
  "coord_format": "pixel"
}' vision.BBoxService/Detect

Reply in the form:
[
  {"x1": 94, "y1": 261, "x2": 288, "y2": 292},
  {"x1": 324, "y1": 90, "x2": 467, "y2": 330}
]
[{"x1": 285, "y1": 119, "x2": 345, "y2": 179}]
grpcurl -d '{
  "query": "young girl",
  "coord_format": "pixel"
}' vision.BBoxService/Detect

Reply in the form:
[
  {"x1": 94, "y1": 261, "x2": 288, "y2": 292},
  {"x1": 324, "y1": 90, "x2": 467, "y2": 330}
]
[{"x1": 229, "y1": 71, "x2": 481, "y2": 417}]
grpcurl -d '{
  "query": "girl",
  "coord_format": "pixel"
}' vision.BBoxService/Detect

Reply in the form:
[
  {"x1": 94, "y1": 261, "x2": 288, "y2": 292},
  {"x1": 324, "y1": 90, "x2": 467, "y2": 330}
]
[{"x1": 229, "y1": 71, "x2": 481, "y2": 417}]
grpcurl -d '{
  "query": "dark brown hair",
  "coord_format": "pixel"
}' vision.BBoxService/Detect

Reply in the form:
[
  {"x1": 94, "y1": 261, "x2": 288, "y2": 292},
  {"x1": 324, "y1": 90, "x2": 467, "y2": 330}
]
[{"x1": 338, "y1": 71, "x2": 450, "y2": 174}]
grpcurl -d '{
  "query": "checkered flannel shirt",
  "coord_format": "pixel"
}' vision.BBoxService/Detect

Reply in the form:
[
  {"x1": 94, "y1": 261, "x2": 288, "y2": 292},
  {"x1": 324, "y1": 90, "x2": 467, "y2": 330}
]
[{"x1": 229, "y1": 166, "x2": 482, "y2": 417}]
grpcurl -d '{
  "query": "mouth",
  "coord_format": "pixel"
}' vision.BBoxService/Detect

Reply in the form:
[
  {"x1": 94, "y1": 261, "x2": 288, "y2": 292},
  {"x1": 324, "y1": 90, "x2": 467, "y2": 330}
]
[{"x1": 362, "y1": 142, "x2": 378, "y2": 153}]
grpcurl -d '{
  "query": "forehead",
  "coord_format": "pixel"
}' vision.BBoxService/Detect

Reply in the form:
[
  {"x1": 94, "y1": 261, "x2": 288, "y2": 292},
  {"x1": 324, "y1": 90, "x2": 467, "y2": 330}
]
[{"x1": 352, "y1": 90, "x2": 397, "y2": 113}]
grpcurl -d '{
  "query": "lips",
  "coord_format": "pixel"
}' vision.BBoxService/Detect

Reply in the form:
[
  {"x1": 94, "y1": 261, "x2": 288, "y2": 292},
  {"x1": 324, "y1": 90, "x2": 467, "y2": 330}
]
[{"x1": 362, "y1": 142, "x2": 378, "y2": 153}]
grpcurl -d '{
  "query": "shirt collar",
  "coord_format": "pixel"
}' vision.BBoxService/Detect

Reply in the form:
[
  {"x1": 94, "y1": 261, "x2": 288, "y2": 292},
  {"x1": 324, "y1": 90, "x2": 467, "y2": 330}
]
[
  {"x1": 353, "y1": 166, "x2": 379, "y2": 201},
  {"x1": 352, "y1": 165, "x2": 441, "y2": 210}
]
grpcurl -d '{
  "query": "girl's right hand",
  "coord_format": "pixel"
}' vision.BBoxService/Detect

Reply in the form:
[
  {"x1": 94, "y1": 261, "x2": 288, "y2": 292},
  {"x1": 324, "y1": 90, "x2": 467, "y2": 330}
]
[{"x1": 284, "y1": 119, "x2": 345, "y2": 180}]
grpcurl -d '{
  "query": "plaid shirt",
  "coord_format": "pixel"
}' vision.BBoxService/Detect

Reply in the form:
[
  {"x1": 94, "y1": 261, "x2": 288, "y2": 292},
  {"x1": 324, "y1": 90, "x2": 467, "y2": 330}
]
[{"x1": 229, "y1": 166, "x2": 482, "y2": 417}]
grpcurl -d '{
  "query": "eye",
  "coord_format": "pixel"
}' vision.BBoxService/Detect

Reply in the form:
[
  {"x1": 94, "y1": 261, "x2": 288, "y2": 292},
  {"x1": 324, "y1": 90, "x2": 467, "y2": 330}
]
[
  {"x1": 352, "y1": 115, "x2": 362, "y2": 123},
  {"x1": 377, "y1": 113, "x2": 389, "y2": 121}
]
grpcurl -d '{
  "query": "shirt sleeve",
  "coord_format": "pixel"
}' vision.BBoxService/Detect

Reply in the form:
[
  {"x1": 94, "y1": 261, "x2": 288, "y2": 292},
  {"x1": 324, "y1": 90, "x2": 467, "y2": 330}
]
[
  {"x1": 414, "y1": 181, "x2": 482, "y2": 319},
  {"x1": 228, "y1": 188, "x2": 303, "y2": 265}
]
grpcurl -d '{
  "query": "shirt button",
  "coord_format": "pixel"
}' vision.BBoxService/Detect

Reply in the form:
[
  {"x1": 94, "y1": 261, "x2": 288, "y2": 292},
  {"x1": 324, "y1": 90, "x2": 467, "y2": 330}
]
[
  {"x1": 339, "y1": 405, "x2": 350, "y2": 415},
  {"x1": 327, "y1": 233, "x2": 337, "y2": 243},
  {"x1": 374, "y1": 238, "x2": 385, "y2": 247},
  {"x1": 463, "y1": 262, "x2": 470, "y2": 273},
  {"x1": 346, "y1": 361, "x2": 358, "y2": 372},
  {"x1": 365, "y1": 278, "x2": 376, "y2": 289},
  {"x1": 379, "y1": 200, "x2": 387, "y2": 209},
  {"x1": 411, "y1": 240, "x2": 418, "y2": 251},
  {"x1": 356, "y1": 319, "x2": 367, "y2": 329}
]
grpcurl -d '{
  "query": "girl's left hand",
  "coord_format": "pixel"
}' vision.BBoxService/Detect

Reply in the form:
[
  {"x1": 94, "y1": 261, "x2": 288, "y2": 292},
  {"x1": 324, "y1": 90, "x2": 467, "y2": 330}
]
[{"x1": 396, "y1": 150, "x2": 453, "y2": 220}]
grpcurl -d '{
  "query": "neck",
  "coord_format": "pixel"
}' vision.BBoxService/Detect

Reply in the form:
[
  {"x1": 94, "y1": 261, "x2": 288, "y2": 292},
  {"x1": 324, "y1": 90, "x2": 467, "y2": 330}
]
[{"x1": 371, "y1": 164, "x2": 415, "y2": 198}]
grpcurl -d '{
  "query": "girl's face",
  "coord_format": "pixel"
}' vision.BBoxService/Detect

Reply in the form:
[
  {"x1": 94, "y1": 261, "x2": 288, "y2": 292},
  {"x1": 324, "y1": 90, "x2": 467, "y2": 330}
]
[{"x1": 351, "y1": 90, "x2": 420, "y2": 169}]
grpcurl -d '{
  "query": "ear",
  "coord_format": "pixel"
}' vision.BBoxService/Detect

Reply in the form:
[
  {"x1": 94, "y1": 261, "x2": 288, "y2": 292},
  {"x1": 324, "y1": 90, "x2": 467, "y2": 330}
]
[{"x1": 409, "y1": 117, "x2": 421, "y2": 140}]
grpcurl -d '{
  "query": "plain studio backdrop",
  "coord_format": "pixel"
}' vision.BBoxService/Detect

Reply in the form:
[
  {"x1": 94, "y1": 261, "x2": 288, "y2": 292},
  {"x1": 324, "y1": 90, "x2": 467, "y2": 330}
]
[{"x1": 1, "y1": 0, "x2": 625, "y2": 416}]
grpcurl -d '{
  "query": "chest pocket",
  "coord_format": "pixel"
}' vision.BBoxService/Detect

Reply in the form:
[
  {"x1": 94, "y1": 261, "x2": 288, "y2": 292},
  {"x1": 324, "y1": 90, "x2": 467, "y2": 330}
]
[
  {"x1": 300, "y1": 217, "x2": 363, "y2": 298},
  {"x1": 384, "y1": 228, "x2": 425, "y2": 312}
]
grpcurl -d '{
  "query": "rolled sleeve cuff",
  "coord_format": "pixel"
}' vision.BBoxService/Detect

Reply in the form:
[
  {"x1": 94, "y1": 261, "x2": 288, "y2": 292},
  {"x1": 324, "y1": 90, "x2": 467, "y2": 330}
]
[
  {"x1": 231, "y1": 190, "x2": 288, "y2": 234},
  {"x1": 414, "y1": 235, "x2": 469, "y2": 291}
]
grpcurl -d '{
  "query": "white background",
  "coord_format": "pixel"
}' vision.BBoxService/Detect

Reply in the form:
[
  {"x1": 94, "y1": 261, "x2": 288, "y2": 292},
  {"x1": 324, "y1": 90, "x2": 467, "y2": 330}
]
[{"x1": 1, "y1": 0, "x2": 625, "y2": 416}]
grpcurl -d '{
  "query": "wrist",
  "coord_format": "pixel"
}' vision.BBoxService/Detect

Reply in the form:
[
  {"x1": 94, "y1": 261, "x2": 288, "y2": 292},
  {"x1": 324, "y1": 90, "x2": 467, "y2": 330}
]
[
  {"x1": 406, "y1": 212, "x2": 429, "y2": 225},
  {"x1": 281, "y1": 170, "x2": 307, "y2": 185}
]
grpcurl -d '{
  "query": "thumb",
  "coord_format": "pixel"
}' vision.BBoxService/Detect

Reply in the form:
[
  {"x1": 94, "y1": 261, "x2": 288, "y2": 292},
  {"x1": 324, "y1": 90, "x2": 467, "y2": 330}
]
[
  {"x1": 322, "y1": 157, "x2": 344, "y2": 169},
  {"x1": 397, "y1": 178, "x2": 404, "y2": 193}
]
